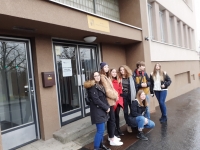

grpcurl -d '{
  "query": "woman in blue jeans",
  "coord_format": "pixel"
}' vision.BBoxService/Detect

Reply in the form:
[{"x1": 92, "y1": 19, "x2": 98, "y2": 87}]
[
  {"x1": 150, "y1": 63, "x2": 172, "y2": 123},
  {"x1": 128, "y1": 90, "x2": 155, "y2": 140},
  {"x1": 84, "y1": 71, "x2": 111, "y2": 150}
]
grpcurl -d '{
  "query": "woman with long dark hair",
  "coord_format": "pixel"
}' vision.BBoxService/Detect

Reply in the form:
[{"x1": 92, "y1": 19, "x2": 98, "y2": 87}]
[
  {"x1": 150, "y1": 63, "x2": 172, "y2": 123},
  {"x1": 110, "y1": 68, "x2": 124, "y2": 137},
  {"x1": 84, "y1": 71, "x2": 110, "y2": 150},
  {"x1": 118, "y1": 65, "x2": 136, "y2": 133},
  {"x1": 100, "y1": 62, "x2": 123, "y2": 146}
]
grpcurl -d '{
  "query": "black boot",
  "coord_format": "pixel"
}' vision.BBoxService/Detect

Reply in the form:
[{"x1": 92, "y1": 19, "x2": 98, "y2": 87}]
[
  {"x1": 160, "y1": 116, "x2": 167, "y2": 123},
  {"x1": 117, "y1": 128, "x2": 124, "y2": 136},
  {"x1": 100, "y1": 143, "x2": 111, "y2": 150},
  {"x1": 137, "y1": 131, "x2": 148, "y2": 141}
]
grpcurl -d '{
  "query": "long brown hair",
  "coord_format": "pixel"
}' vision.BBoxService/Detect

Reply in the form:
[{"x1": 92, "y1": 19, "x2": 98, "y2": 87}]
[
  {"x1": 152, "y1": 63, "x2": 164, "y2": 81},
  {"x1": 136, "y1": 90, "x2": 148, "y2": 107},
  {"x1": 118, "y1": 65, "x2": 132, "y2": 78},
  {"x1": 100, "y1": 68, "x2": 109, "y2": 77},
  {"x1": 110, "y1": 68, "x2": 121, "y2": 83},
  {"x1": 90, "y1": 71, "x2": 102, "y2": 85}
]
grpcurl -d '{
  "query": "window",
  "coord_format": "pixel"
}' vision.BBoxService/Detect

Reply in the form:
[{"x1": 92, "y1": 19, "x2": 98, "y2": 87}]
[
  {"x1": 177, "y1": 21, "x2": 182, "y2": 46},
  {"x1": 148, "y1": 3, "x2": 154, "y2": 39},
  {"x1": 170, "y1": 17, "x2": 174, "y2": 44},
  {"x1": 159, "y1": 11, "x2": 165, "y2": 42},
  {"x1": 52, "y1": 0, "x2": 120, "y2": 21}
]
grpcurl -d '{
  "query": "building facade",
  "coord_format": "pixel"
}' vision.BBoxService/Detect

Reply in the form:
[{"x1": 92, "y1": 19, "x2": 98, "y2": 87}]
[{"x1": 0, "y1": 0, "x2": 199, "y2": 149}]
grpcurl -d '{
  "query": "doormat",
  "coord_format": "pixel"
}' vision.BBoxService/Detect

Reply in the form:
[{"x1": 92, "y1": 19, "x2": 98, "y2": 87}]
[{"x1": 79, "y1": 125, "x2": 152, "y2": 150}]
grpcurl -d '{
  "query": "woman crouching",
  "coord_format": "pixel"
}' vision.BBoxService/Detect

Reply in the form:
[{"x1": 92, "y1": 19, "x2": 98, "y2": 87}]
[
  {"x1": 84, "y1": 71, "x2": 111, "y2": 150},
  {"x1": 128, "y1": 90, "x2": 155, "y2": 141}
]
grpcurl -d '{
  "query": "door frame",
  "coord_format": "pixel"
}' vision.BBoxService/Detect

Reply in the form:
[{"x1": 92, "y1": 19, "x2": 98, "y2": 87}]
[
  {"x1": 52, "y1": 39, "x2": 101, "y2": 126},
  {"x1": 0, "y1": 36, "x2": 40, "y2": 149}
]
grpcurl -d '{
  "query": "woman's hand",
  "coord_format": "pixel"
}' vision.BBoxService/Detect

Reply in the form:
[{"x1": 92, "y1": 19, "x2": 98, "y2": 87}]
[
  {"x1": 106, "y1": 108, "x2": 110, "y2": 113},
  {"x1": 161, "y1": 84, "x2": 165, "y2": 88}
]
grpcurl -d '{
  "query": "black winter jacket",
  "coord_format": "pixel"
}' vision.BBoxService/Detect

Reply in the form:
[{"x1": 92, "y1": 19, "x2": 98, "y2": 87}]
[
  {"x1": 84, "y1": 80, "x2": 110, "y2": 124},
  {"x1": 150, "y1": 72, "x2": 172, "y2": 94},
  {"x1": 128, "y1": 99, "x2": 147, "y2": 127}
]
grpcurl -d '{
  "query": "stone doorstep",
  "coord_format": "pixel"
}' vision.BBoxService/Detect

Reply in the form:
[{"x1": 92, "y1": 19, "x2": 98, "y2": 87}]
[
  {"x1": 74, "y1": 115, "x2": 126, "y2": 147},
  {"x1": 53, "y1": 111, "x2": 125, "y2": 146}
]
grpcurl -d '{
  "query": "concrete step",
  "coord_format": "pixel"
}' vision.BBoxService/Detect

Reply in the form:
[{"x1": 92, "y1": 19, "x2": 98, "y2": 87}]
[
  {"x1": 53, "y1": 110, "x2": 126, "y2": 146},
  {"x1": 53, "y1": 116, "x2": 95, "y2": 144},
  {"x1": 73, "y1": 113, "x2": 126, "y2": 147}
]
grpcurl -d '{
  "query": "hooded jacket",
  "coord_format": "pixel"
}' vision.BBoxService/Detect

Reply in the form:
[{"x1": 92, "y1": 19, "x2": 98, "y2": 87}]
[
  {"x1": 84, "y1": 80, "x2": 110, "y2": 124},
  {"x1": 100, "y1": 74, "x2": 118, "y2": 106}
]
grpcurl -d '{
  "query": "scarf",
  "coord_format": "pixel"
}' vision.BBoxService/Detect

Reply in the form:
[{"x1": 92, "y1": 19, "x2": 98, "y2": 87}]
[{"x1": 129, "y1": 76, "x2": 136, "y2": 101}]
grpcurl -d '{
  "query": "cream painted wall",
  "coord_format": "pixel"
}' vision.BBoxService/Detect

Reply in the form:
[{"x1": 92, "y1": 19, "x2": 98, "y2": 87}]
[
  {"x1": 150, "y1": 40, "x2": 199, "y2": 61},
  {"x1": 155, "y1": 0, "x2": 195, "y2": 29}
]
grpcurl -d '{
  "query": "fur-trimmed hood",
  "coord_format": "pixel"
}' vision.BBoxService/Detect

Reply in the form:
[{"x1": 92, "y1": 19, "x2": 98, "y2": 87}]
[{"x1": 84, "y1": 80, "x2": 95, "y2": 89}]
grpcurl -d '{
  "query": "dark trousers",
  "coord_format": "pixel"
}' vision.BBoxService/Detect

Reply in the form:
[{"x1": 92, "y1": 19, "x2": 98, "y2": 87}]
[
  {"x1": 114, "y1": 104, "x2": 122, "y2": 136},
  {"x1": 122, "y1": 92, "x2": 131, "y2": 124},
  {"x1": 107, "y1": 106, "x2": 115, "y2": 138}
]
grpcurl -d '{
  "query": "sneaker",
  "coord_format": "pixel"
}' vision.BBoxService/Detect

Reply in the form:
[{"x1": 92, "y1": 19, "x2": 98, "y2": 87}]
[
  {"x1": 109, "y1": 140, "x2": 123, "y2": 146},
  {"x1": 127, "y1": 125, "x2": 132, "y2": 133},
  {"x1": 108, "y1": 135, "x2": 121, "y2": 141},
  {"x1": 137, "y1": 131, "x2": 148, "y2": 141}
]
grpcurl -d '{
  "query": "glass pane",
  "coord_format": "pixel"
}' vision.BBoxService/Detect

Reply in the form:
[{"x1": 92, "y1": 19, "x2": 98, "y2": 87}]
[
  {"x1": 0, "y1": 40, "x2": 33, "y2": 131},
  {"x1": 79, "y1": 47, "x2": 97, "y2": 105},
  {"x1": 55, "y1": 45, "x2": 80, "y2": 113}
]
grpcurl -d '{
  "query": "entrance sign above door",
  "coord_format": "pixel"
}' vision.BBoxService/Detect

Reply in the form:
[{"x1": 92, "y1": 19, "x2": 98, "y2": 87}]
[{"x1": 87, "y1": 15, "x2": 110, "y2": 33}]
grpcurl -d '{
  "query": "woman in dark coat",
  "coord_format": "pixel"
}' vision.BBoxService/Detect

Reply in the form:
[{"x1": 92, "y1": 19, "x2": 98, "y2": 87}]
[
  {"x1": 128, "y1": 90, "x2": 155, "y2": 141},
  {"x1": 84, "y1": 71, "x2": 110, "y2": 150}
]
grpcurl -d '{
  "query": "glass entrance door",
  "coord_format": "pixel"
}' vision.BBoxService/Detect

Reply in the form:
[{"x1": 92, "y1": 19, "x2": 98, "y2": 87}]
[
  {"x1": 53, "y1": 41, "x2": 99, "y2": 125},
  {"x1": 0, "y1": 37, "x2": 39, "y2": 149}
]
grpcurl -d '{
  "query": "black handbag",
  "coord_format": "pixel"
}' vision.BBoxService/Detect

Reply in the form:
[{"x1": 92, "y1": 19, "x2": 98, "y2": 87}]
[{"x1": 84, "y1": 88, "x2": 91, "y2": 105}]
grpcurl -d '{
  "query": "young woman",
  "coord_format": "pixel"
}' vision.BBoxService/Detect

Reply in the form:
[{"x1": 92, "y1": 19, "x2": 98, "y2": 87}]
[
  {"x1": 110, "y1": 68, "x2": 124, "y2": 137},
  {"x1": 84, "y1": 71, "x2": 111, "y2": 150},
  {"x1": 128, "y1": 90, "x2": 155, "y2": 140},
  {"x1": 118, "y1": 65, "x2": 136, "y2": 133},
  {"x1": 150, "y1": 63, "x2": 172, "y2": 123},
  {"x1": 100, "y1": 62, "x2": 123, "y2": 146}
]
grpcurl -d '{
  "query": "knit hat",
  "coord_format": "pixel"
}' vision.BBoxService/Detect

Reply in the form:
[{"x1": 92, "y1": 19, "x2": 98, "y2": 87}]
[{"x1": 100, "y1": 62, "x2": 108, "y2": 69}]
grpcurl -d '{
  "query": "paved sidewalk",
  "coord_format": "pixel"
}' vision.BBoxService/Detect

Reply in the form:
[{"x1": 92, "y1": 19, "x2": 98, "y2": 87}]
[{"x1": 18, "y1": 88, "x2": 200, "y2": 150}]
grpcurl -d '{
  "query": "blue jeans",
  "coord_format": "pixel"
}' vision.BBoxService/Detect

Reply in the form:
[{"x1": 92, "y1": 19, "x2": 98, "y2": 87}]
[
  {"x1": 145, "y1": 95, "x2": 150, "y2": 119},
  {"x1": 154, "y1": 90, "x2": 167, "y2": 117},
  {"x1": 136, "y1": 116, "x2": 155, "y2": 129},
  {"x1": 94, "y1": 123, "x2": 105, "y2": 149}
]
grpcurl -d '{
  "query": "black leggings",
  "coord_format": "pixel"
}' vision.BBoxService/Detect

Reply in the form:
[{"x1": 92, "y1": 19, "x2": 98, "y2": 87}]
[
  {"x1": 107, "y1": 106, "x2": 115, "y2": 138},
  {"x1": 115, "y1": 104, "x2": 121, "y2": 130}
]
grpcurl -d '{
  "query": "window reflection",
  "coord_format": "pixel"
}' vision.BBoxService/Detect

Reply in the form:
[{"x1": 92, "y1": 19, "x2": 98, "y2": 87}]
[{"x1": 0, "y1": 40, "x2": 33, "y2": 131}]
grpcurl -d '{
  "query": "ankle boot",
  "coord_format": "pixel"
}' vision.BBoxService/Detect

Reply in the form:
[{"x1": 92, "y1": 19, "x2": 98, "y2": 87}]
[
  {"x1": 160, "y1": 116, "x2": 167, "y2": 123},
  {"x1": 137, "y1": 131, "x2": 148, "y2": 141},
  {"x1": 117, "y1": 128, "x2": 124, "y2": 136},
  {"x1": 100, "y1": 143, "x2": 111, "y2": 150}
]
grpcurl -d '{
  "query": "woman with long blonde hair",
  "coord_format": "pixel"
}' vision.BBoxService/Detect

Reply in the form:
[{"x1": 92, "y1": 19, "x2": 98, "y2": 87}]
[
  {"x1": 128, "y1": 90, "x2": 155, "y2": 141},
  {"x1": 118, "y1": 65, "x2": 136, "y2": 133},
  {"x1": 150, "y1": 63, "x2": 171, "y2": 123}
]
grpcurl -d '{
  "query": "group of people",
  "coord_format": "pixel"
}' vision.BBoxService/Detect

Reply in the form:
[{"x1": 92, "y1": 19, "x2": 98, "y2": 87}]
[{"x1": 84, "y1": 61, "x2": 172, "y2": 150}]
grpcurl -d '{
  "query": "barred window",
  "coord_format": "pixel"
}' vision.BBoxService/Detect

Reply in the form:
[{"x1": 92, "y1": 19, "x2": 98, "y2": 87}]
[{"x1": 52, "y1": 0, "x2": 120, "y2": 21}]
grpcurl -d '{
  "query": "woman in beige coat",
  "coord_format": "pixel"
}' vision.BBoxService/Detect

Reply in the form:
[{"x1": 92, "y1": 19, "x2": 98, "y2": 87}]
[{"x1": 100, "y1": 62, "x2": 123, "y2": 146}]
